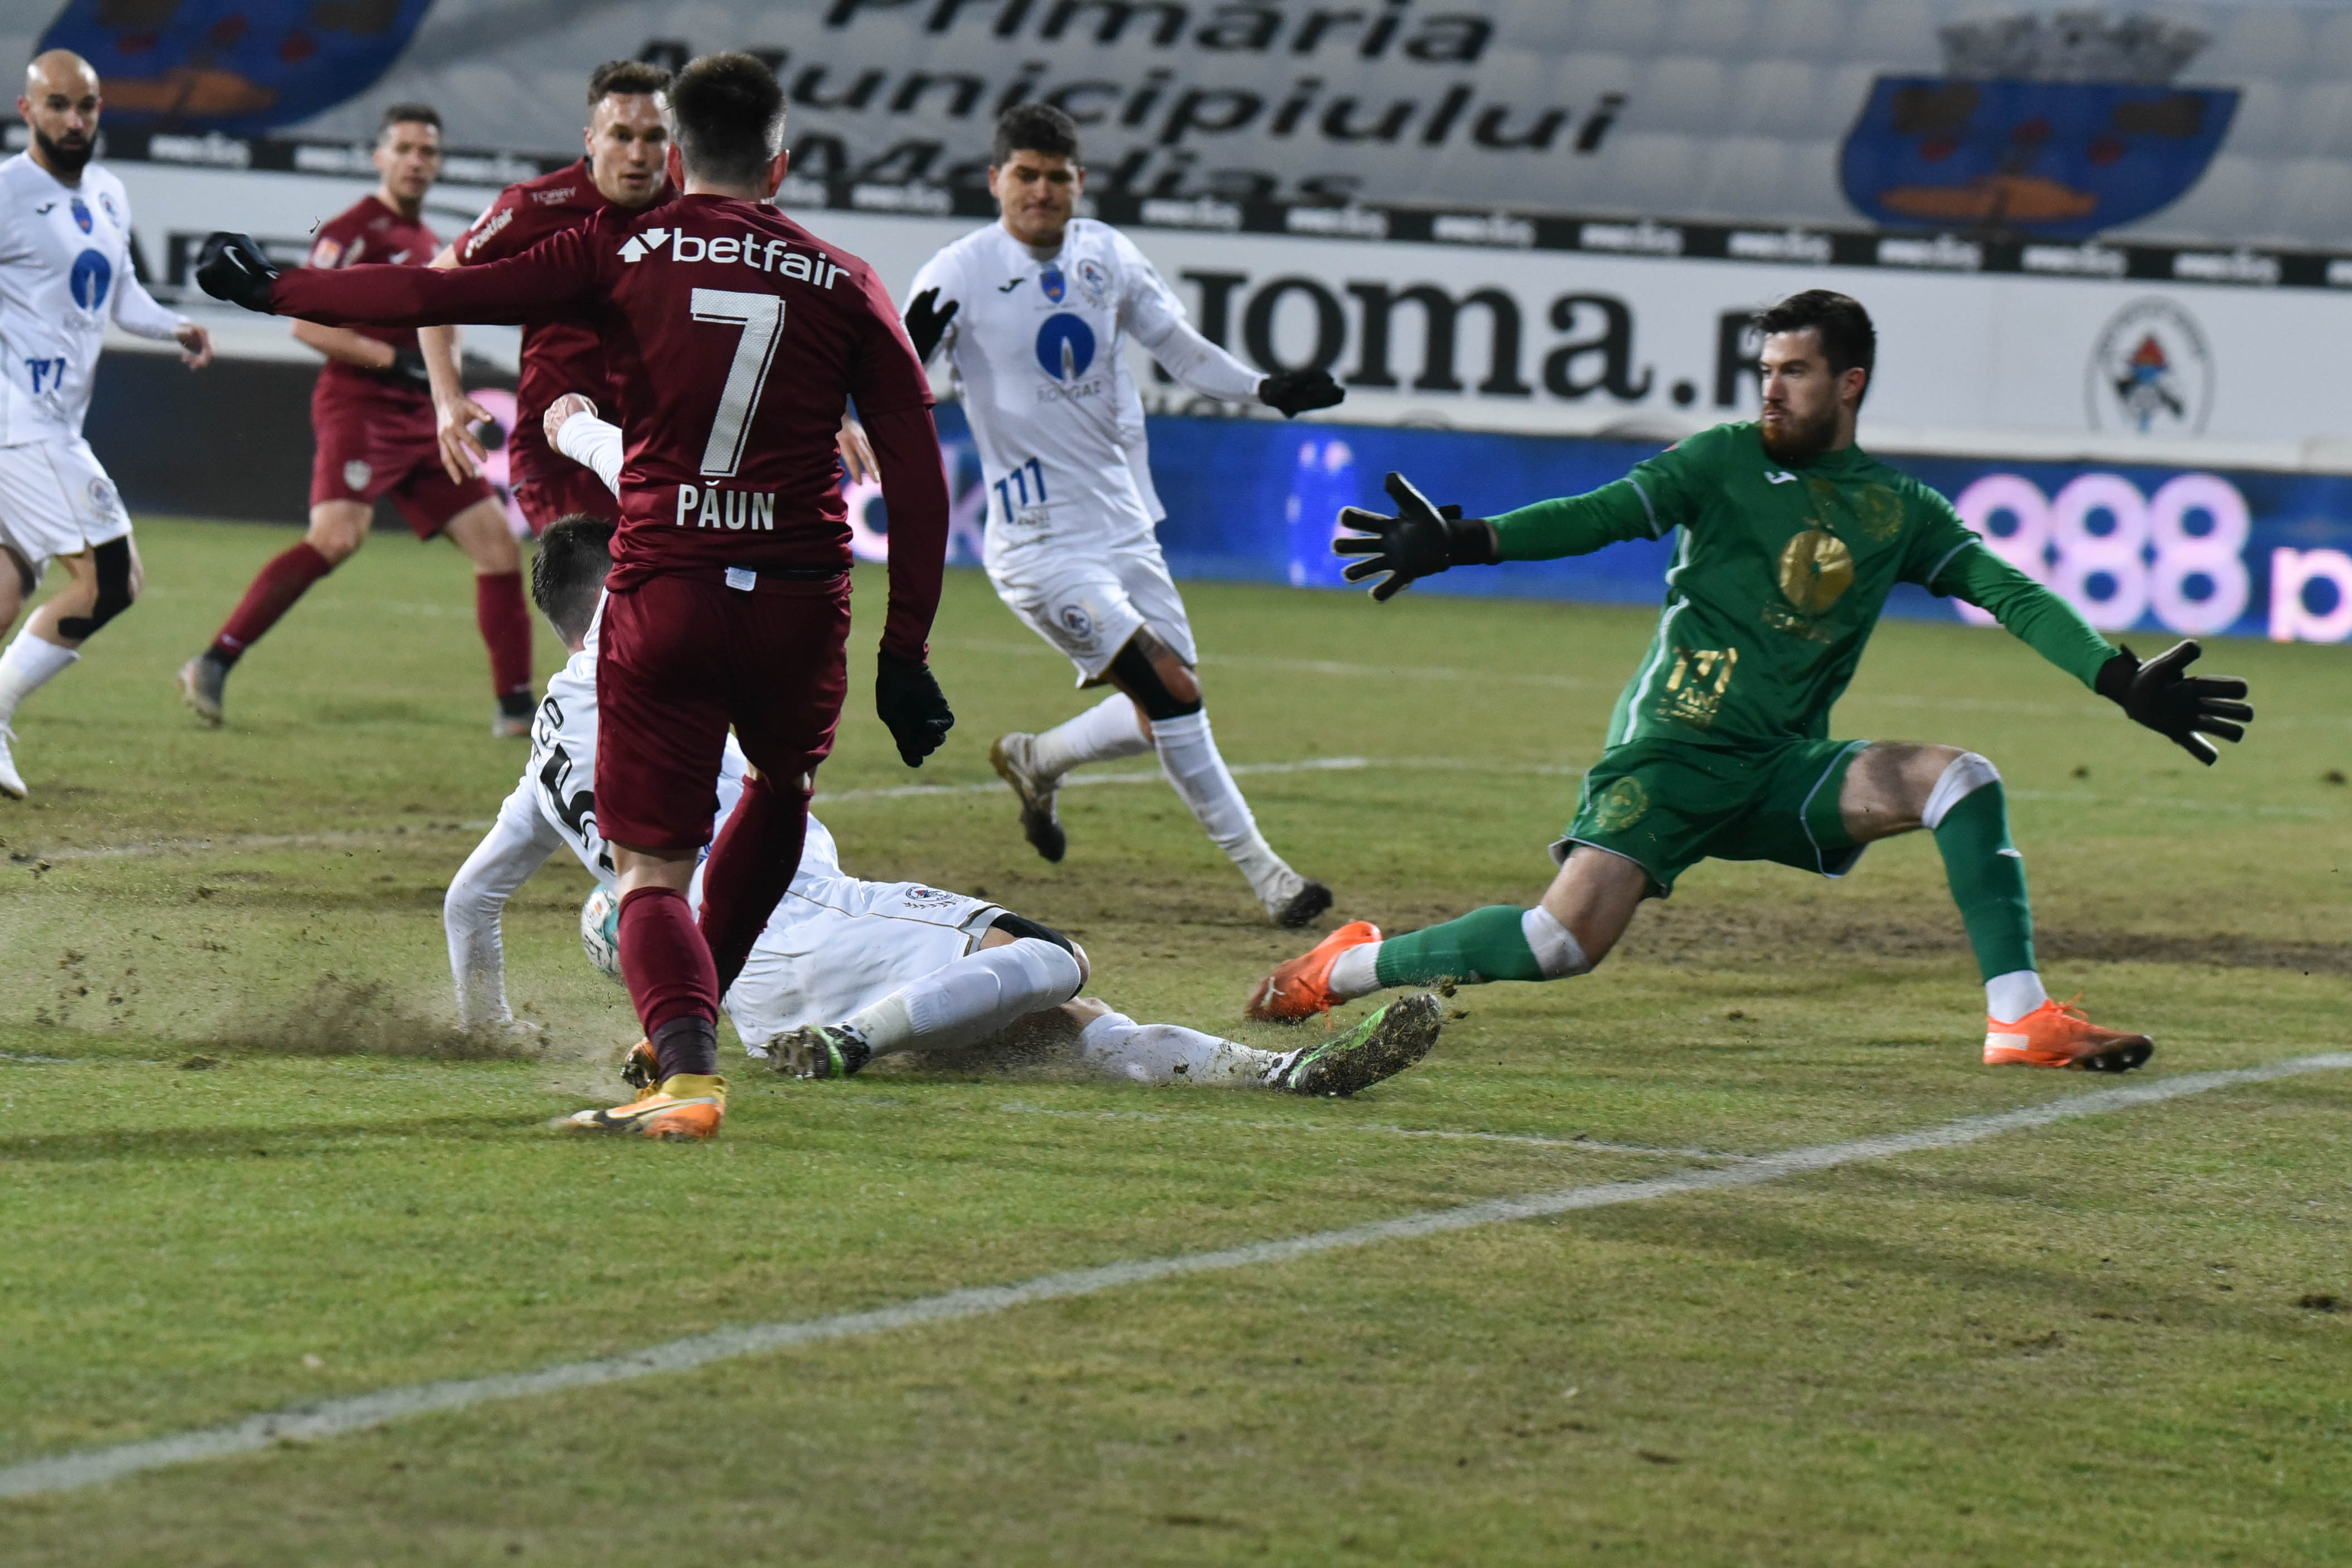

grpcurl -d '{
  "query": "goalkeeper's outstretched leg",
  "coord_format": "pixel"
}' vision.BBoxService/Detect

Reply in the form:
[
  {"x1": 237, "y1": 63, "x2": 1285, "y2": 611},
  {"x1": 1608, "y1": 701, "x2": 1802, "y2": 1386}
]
[{"x1": 1249, "y1": 739, "x2": 2153, "y2": 1070}]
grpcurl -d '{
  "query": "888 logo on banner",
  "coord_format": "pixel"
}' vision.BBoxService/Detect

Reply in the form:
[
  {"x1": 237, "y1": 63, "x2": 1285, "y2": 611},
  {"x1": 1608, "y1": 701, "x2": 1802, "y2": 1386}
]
[{"x1": 1948, "y1": 470, "x2": 2248, "y2": 635}]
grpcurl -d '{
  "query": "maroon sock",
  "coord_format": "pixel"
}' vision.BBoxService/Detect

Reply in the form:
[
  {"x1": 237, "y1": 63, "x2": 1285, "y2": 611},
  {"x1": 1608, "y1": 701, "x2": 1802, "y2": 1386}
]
[
  {"x1": 697, "y1": 770, "x2": 810, "y2": 996},
  {"x1": 211, "y1": 542, "x2": 333, "y2": 663},
  {"x1": 617, "y1": 885, "x2": 718, "y2": 1074},
  {"x1": 474, "y1": 570, "x2": 532, "y2": 697},
  {"x1": 650, "y1": 1015, "x2": 719, "y2": 1081}
]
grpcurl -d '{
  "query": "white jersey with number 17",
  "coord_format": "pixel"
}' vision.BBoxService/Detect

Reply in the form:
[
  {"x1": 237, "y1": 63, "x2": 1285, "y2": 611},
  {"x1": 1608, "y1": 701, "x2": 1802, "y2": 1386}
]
[
  {"x1": 0, "y1": 154, "x2": 187, "y2": 445},
  {"x1": 908, "y1": 219, "x2": 1260, "y2": 570}
]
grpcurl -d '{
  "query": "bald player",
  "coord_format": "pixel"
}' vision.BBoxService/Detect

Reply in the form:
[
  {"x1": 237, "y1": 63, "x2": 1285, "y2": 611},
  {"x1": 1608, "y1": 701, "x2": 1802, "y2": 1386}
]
[{"x1": 0, "y1": 51, "x2": 212, "y2": 799}]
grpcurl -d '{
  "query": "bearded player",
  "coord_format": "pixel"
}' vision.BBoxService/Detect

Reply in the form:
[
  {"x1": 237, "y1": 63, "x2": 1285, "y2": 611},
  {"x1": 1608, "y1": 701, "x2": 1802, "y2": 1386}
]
[
  {"x1": 0, "y1": 50, "x2": 213, "y2": 800},
  {"x1": 178, "y1": 104, "x2": 536, "y2": 735},
  {"x1": 905, "y1": 103, "x2": 1345, "y2": 928},
  {"x1": 413, "y1": 59, "x2": 672, "y2": 532},
  {"x1": 1250, "y1": 290, "x2": 2254, "y2": 1071},
  {"x1": 198, "y1": 52, "x2": 957, "y2": 1140}
]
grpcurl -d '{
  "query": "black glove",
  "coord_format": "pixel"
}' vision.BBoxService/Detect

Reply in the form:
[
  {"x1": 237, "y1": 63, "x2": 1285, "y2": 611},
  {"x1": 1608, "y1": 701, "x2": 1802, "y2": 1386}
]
[
  {"x1": 2094, "y1": 639, "x2": 2253, "y2": 766},
  {"x1": 385, "y1": 344, "x2": 434, "y2": 392},
  {"x1": 1331, "y1": 471, "x2": 1499, "y2": 602},
  {"x1": 195, "y1": 232, "x2": 280, "y2": 312},
  {"x1": 904, "y1": 288, "x2": 958, "y2": 363},
  {"x1": 1258, "y1": 368, "x2": 1345, "y2": 418},
  {"x1": 875, "y1": 649, "x2": 954, "y2": 768}
]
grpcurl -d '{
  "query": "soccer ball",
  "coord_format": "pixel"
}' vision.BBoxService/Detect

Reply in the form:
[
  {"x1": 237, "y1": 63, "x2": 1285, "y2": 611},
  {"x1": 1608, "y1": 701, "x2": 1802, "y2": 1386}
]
[{"x1": 580, "y1": 886, "x2": 622, "y2": 982}]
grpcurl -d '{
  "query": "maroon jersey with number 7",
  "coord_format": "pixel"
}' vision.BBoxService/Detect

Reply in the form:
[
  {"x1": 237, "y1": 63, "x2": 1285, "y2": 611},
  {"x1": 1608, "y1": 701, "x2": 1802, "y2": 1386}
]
[{"x1": 269, "y1": 192, "x2": 949, "y2": 658}]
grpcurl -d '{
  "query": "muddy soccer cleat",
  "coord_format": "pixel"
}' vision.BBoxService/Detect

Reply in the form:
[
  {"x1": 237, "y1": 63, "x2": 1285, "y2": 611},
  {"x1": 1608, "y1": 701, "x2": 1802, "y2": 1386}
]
[
  {"x1": 1246, "y1": 919, "x2": 1381, "y2": 1022},
  {"x1": 566, "y1": 1073, "x2": 727, "y2": 1139},
  {"x1": 1264, "y1": 874, "x2": 1335, "y2": 930},
  {"x1": 0, "y1": 723, "x2": 23, "y2": 800},
  {"x1": 176, "y1": 654, "x2": 227, "y2": 727},
  {"x1": 619, "y1": 1038, "x2": 659, "y2": 1095},
  {"x1": 1267, "y1": 992, "x2": 1442, "y2": 1096},
  {"x1": 988, "y1": 732, "x2": 1066, "y2": 863},
  {"x1": 1984, "y1": 997, "x2": 2153, "y2": 1072},
  {"x1": 769, "y1": 1024, "x2": 874, "y2": 1080}
]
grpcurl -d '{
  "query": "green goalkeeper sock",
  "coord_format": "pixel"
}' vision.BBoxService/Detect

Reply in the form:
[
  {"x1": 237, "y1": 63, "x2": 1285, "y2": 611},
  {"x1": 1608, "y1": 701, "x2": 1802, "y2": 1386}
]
[
  {"x1": 1932, "y1": 781, "x2": 2037, "y2": 982},
  {"x1": 1373, "y1": 905, "x2": 1545, "y2": 987}
]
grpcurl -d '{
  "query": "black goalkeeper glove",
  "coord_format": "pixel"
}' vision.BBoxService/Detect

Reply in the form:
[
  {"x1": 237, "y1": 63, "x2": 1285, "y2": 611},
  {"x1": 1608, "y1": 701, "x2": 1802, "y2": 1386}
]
[
  {"x1": 903, "y1": 288, "x2": 958, "y2": 363},
  {"x1": 875, "y1": 649, "x2": 954, "y2": 768},
  {"x1": 385, "y1": 345, "x2": 434, "y2": 392},
  {"x1": 1258, "y1": 368, "x2": 1345, "y2": 418},
  {"x1": 1332, "y1": 470, "x2": 1499, "y2": 601},
  {"x1": 195, "y1": 232, "x2": 280, "y2": 312},
  {"x1": 2094, "y1": 638, "x2": 2253, "y2": 766}
]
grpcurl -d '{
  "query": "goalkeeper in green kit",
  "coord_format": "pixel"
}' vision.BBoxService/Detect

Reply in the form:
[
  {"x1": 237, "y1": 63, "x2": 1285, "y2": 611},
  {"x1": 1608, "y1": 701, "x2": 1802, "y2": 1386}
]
[{"x1": 1247, "y1": 290, "x2": 2255, "y2": 1070}]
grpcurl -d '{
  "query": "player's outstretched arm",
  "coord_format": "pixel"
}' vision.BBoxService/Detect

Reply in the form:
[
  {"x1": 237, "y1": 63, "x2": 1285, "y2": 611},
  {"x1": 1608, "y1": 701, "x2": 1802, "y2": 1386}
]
[
  {"x1": 1332, "y1": 472, "x2": 1499, "y2": 601},
  {"x1": 444, "y1": 783, "x2": 564, "y2": 1030},
  {"x1": 198, "y1": 227, "x2": 597, "y2": 328},
  {"x1": 2096, "y1": 640, "x2": 2254, "y2": 766},
  {"x1": 546, "y1": 394, "x2": 623, "y2": 497}
]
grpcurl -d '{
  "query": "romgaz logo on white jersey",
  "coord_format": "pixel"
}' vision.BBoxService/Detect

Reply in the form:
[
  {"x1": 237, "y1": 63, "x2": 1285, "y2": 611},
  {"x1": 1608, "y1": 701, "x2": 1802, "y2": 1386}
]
[
  {"x1": 910, "y1": 219, "x2": 1173, "y2": 549},
  {"x1": 0, "y1": 155, "x2": 148, "y2": 442}
]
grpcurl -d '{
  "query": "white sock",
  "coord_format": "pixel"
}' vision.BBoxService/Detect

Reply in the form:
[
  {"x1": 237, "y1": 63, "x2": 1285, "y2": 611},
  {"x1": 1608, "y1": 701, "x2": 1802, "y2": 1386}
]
[
  {"x1": 1985, "y1": 969, "x2": 2050, "y2": 1023},
  {"x1": 1078, "y1": 1009, "x2": 1281, "y2": 1086},
  {"x1": 1150, "y1": 710, "x2": 1298, "y2": 902},
  {"x1": 1327, "y1": 940, "x2": 1384, "y2": 1001},
  {"x1": 843, "y1": 937, "x2": 1084, "y2": 1057},
  {"x1": 1030, "y1": 693, "x2": 1150, "y2": 780},
  {"x1": 0, "y1": 633, "x2": 78, "y2": 725}
]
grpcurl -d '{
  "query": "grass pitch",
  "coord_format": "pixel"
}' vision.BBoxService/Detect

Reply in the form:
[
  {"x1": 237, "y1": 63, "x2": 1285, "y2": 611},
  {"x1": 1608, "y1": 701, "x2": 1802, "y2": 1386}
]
[{"x1": 1, "y1": 516, "x2": 2348, "y2": 1565}]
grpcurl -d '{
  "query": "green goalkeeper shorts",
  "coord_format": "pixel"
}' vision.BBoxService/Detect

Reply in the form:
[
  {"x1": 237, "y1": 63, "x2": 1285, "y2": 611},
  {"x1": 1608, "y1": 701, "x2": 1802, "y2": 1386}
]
[{"x1": 1558, "y1": 735, "x2": 1871, "y2": 896}]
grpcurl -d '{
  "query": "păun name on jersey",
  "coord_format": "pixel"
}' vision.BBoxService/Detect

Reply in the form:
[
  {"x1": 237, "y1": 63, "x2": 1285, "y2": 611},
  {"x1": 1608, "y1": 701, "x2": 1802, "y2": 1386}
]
[
  {"x1": 618, "y1": 226, "x2": 845, "y2": 287},
  {"x1": 676, "y1": 482, "x2": 777, "y2": 530}
]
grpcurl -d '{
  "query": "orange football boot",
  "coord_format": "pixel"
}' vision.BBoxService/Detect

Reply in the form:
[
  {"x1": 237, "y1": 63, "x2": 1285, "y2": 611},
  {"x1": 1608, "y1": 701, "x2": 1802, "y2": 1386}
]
[
  {"x1": 566, "y1": 1074, "x2": 728, "y2": 1139},
  {"x1": 1984, "y1": 997, "x2": 2152, "y2": 1072},
  {"x1": 1246, "y1": 920, "x2": 1381, "y2": 1022}
]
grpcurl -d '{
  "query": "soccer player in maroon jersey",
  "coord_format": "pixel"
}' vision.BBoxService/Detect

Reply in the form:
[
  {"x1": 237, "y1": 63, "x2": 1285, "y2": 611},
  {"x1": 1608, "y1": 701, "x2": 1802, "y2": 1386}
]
[
  {"x1": 415, "y1": 60, "x2": 673, "y2": 533},
  {"x1": 197, "y1": 54, "x2": 956, "y2": 1140},
  {"x1": 177, "y1": 104, "x2": 536, "y2": 736}
]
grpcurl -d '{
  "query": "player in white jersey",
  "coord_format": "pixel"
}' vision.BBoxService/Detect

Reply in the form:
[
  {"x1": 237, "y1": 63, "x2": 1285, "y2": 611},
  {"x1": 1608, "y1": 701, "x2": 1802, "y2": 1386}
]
[
  {"x1": 904, "y1": 103, "x2": 1346, "y2": 929},
  {"x1": 0, "y1": 51, "x2": 211, "y2": 799},
  {"x1": 444, "y1": 502, "x2": 1440, "y2": 1109}
]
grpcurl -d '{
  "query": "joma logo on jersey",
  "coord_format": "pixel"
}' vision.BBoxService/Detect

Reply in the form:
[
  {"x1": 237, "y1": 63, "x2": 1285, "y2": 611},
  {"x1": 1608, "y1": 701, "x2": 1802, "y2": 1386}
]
[
  {"x1": 619, "y1": 227, "x2": 845, "y2": 288},
  {"x1": 675, "y1": 483, "x2": 778, "y2": 531}
]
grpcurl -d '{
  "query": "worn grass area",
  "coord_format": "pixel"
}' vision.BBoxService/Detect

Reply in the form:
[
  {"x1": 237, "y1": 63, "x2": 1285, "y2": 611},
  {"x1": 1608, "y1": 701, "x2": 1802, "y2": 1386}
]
[{"x1": 1, "y1": 516, "x2": 2348, "y2": 1565}]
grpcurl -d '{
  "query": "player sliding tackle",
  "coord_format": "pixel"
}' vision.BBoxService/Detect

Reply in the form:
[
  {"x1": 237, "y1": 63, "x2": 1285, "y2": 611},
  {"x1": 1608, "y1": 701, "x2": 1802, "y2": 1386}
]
[
  {"x1": 445, "y1": 508, "x2": 1439, "y2": 1098},
  {"x1": 199, "y1": 54, "x2": 959, "y2": 1140},
  {"x1": 906, "y1": 103, "x2": 1345, "y2": 928},
  {"x1": 1251, "y1": 290, "x2": 2255, "y2": 1071}
]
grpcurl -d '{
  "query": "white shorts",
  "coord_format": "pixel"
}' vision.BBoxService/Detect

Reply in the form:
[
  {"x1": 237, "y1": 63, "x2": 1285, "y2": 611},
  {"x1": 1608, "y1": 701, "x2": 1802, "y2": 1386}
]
[
  {"x1": 987, "y1": 536, "x2": 1197, "y2": 685},
  {"x1": 0, "y1": 434, "x2": 131, "y2": 582},
  {"x1": 722, "y1": 873, "x2": 1005, "y2": 1050}
]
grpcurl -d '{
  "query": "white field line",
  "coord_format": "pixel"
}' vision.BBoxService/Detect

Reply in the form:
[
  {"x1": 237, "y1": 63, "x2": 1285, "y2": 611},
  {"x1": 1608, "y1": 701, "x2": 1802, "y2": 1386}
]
[
  {"x1": 3, "y1": 1050, "x2": 2344, "y2": 1501},
  {"x1": 991, "y1": 1101, "x2": 1745, "y2": 1160}
]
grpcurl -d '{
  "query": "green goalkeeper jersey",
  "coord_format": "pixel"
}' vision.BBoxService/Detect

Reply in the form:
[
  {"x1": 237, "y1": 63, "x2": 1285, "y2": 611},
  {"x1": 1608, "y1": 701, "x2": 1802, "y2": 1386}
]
[{"x1": 1488, "y1": 422, "x2": 2115, "y2": 747}]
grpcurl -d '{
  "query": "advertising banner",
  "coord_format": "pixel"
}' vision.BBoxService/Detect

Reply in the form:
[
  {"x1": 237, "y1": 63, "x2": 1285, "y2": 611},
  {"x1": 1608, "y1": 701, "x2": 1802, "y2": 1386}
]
[
  {"x1": 109, "y1": 167, "x2": 2352, "y2": 458},
  {"x1": 270, "y1": 2, "x2": 2352, "y2": 250},
  {"x1": 897, "y1": 406, "x2": 2352, "y2": 647}
]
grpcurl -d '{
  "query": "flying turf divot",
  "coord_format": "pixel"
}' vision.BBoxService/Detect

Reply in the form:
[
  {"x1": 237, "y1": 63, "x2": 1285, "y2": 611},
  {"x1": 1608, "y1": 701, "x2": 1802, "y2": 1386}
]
[{"x1": 3, "y1": 1052, "x2": 2345, "y2": 1501}]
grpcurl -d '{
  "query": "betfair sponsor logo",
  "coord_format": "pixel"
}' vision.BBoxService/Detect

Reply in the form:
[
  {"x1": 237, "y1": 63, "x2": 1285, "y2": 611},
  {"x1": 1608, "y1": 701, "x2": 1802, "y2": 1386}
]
[
  {"x1": 619, "y1": 226, "x2": 846, "y2": 288},
  {"x1": 675, "y1": 483, "x2": 778, "y2": 531}
]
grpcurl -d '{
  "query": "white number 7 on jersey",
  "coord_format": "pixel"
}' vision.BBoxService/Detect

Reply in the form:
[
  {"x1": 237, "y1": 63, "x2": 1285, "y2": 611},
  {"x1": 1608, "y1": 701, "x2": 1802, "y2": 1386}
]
[{"x1": 690, "y1": 288, "x2": 784, "y2": 479}]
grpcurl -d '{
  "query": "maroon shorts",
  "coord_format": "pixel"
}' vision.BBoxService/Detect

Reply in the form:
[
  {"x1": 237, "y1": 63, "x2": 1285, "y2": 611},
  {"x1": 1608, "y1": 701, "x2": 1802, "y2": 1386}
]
[
  {"x1": 513, "y1": 464, "x2": 619, "y2": 535},
  {"x1": 311, "y1": 395, "x2": 497, "y2": 538},
  {"x1": 594, "y1": 570, "x2": 853, "y2": 852}
]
